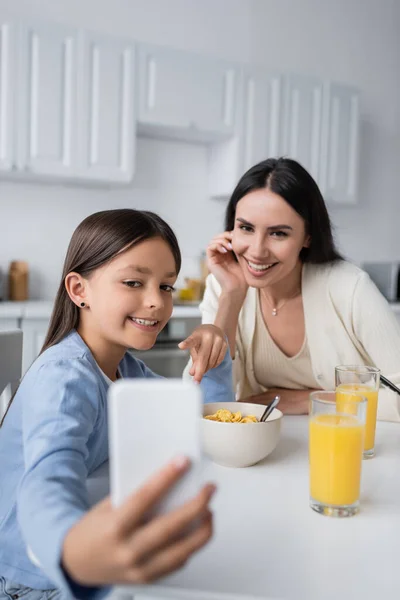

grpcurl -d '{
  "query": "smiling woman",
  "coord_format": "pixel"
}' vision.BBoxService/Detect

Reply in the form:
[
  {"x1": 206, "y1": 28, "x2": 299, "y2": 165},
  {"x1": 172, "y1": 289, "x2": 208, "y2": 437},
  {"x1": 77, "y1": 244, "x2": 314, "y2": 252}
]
[{"x1": 188, "y1": 157, "x2": 400, "y2": 422}]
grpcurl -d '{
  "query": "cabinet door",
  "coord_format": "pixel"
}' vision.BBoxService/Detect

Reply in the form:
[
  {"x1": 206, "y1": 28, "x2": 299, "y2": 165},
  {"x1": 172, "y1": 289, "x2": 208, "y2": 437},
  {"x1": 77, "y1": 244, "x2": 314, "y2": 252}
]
[
  {"x1": 282, "y1": 75, "x2": 324, "y2": 182},
  {"x1": 17, "y1": 22, "x2": 78, "y2": 177},
  {"x1": 138, "y1": 45, "x2": 238, "y2": 140},
  {"x1": 242, "y1": 70, "x2": 284, "y2": 171},
  {"x1": 79, "y1": 33, "x2": 135, "y2": 182},
  {"x1": 319, "y1": 83, "x2": 360, "y2": 205},
  {"x1": 0, "y1": 20, "x2": 16, "y2": 171}
]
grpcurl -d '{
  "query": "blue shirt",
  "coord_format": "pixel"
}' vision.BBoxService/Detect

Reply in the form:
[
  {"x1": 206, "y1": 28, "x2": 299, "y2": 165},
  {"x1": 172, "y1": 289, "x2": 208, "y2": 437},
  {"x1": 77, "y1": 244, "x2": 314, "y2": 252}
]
[{"x1": 0, "y1": 331, "x2": 234, "y2": 598}]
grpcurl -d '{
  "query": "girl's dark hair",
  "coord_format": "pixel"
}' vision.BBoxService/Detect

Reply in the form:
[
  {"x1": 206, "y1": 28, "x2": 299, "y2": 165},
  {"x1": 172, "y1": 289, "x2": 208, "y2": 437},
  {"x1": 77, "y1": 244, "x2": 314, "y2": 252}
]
[
  {"x1": 1, "y1": 209, "x2": 180, "y2": 427},
  {"x1": 41, "y1": 209, "x2": 181, "y2": 354},
  {"x1": 225, "y1": 157, "x2": 342, "y2": 263}
]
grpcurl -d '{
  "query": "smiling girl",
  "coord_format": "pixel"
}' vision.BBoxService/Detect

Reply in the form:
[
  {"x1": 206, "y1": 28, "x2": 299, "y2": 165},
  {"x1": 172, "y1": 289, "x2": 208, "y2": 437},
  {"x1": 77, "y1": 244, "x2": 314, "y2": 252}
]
[
  {"x1": 0, "y1": 209, "x2": 233, "y2": 600},
  {"x1": 194, "y1": 157, "x2": 400, "y2": 420}
]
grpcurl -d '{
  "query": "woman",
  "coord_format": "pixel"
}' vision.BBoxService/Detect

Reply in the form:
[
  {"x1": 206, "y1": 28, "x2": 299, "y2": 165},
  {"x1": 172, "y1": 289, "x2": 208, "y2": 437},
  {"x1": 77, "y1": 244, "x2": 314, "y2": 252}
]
[{"x1": 194, "y1": 157, "x2": 400, "y2": 421}]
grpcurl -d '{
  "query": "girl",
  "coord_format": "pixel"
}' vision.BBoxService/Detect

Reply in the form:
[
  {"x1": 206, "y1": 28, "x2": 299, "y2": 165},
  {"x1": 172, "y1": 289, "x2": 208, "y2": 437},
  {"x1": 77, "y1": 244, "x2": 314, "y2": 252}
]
[
  {"x1": 191, "y1": 157, "x2": 400, "y2": 420},
  {"x1": 0, "y1": 209, "x2": 234, "y2": 600}
]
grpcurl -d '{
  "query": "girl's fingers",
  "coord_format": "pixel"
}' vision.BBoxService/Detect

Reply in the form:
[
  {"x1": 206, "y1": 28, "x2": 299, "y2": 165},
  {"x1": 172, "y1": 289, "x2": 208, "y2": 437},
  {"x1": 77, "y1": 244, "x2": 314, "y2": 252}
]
[
  {"x1": 207, "y1": 338, "x2": 224, "y2": 371},
  {"x1": 127, "y1": 513, "x2": 213, "y2": 584},
  {"x1": 115, "y1": 458, "x2": 191, "y2": 534},
  {"x1": 191, "y1": 352, "x2": 208, "y2": 383},
  {"x1": 190, "y1": 336, "x2": 213, "y2": 382},
  {"x1": 128, "y1": 485, "x2": 216, "y2": 564}
]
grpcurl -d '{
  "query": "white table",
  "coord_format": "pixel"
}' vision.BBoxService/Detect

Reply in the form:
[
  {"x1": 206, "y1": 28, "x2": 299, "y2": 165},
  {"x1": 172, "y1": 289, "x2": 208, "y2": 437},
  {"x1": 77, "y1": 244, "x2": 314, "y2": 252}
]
[{"x1": 89, "y1": 417, "x2": 400, "y2": 600}]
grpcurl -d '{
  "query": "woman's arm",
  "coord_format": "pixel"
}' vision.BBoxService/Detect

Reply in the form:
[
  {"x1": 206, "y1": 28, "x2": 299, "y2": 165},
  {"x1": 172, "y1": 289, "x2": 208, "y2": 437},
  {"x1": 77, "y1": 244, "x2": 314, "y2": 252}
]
[
  {"x1": 214, "y1": 291, "x2": 246, "y2": 357},
  {"x1": 239, "y1": 388, "x2": 316, "y2": 415},
  {"x1": 204, "y1": 232, "x2": 248, "y2": 356},
  {"x1": 352, "y1": 272, "x2": 400, "y2": 422}
]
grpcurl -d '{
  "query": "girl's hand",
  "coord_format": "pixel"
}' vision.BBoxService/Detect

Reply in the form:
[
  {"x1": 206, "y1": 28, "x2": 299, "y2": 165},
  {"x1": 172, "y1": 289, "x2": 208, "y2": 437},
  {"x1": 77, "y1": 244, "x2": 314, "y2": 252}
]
[
  {"x1": 62, "y1": 457, "x2": 216, "y2": 586},
  {"x1": 206, "y1": 231, "x2": 248, "y2": 296},
  {"x1": 178, "y1": 324, "x2": 227, "y2": 383}
]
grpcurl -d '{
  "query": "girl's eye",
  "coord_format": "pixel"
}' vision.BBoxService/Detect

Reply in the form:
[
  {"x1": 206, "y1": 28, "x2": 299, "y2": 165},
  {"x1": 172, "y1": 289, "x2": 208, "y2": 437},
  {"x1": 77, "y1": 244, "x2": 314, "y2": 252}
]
[
  {"x1": 239, "y1": 225, "x2": 253, "y2": 233},
  {"x1": 161, "y1": 285, "x2": 176, "y2": 293},
  {"x1": 271, "y1": 231, "x2": 288, "y2": 238},
  {"x1": 123, "y1": 280, "x2": 141, "y2": 288}
]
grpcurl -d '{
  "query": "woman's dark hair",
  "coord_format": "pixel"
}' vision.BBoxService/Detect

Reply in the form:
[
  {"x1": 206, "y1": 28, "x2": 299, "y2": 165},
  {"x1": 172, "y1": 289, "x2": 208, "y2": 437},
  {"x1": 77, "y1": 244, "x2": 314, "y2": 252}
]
[
  {"x1": 225, "y1": 157, "x2": 342, "y2": 263},
  {"x1": 41, "y1": 209, "x2": 181, "y2": 354}
]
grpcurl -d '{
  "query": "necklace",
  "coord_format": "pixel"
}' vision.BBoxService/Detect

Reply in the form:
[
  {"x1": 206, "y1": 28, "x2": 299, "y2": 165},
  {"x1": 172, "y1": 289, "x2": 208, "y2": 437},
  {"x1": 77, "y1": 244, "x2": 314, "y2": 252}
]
[{"x1": 261, "y1": 288, "x2": 301, "y2": 316}]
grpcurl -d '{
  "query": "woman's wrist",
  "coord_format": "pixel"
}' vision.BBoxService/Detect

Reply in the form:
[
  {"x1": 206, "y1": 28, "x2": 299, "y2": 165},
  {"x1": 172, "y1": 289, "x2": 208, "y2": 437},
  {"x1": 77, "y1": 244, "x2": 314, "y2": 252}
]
[
  {"x1": 215, "y1": 293, "x2": 242, "y2": 326},
  {"x1": 214, "y1": 292, "x2": 244, "y2": 356},
  {"x1": 240, "y1": 388, "x2": 313, "y2": 415}
]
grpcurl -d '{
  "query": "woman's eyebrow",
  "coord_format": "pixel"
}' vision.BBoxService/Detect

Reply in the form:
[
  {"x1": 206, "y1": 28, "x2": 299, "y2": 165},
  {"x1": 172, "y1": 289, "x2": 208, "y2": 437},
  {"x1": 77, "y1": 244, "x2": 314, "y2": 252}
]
[{"x1": 236, "y1": 218, "x2": 292, "y2": 231}]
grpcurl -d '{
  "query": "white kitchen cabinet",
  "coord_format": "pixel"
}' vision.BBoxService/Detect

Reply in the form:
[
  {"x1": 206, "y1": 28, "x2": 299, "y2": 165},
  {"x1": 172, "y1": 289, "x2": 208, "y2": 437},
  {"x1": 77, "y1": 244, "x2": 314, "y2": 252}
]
[
  {"x1": 17, "y1": 21, "x2": 78, "y2": 177},
  {"x1": 0, "y1": 20, "x2": 16, "y2": 172},
  {"x1": 319, "y1": 83, "x2": 360, "y2": 205},
  {"x1": 281, "y1": 74, "x2": 324, "y2": 183},
  {"x1": 241, "y1": 70, "x2": 284, "y2": 172},
  {"x1": 209, "y1": 68, "x2": 286, "y2": 198},
  {"x1": 79, "y1": 33, "x2": 136, "y2": 182},
  {"x1": 138, "y1": 44, "x2": 239, "y2": 142},
  {"x1": 0, "y1": 318, "x2": 20, "y2": 330},
  {"x1": 22, "y1": 318, "x2": 49, "y2": 374}
]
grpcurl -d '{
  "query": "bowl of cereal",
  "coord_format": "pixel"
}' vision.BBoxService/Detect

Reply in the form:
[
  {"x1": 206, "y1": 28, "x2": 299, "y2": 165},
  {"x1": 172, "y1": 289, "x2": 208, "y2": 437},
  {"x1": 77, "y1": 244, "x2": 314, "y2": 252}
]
[{"x1": 202, "y1": 402, "x2": 283, "y2": 468}]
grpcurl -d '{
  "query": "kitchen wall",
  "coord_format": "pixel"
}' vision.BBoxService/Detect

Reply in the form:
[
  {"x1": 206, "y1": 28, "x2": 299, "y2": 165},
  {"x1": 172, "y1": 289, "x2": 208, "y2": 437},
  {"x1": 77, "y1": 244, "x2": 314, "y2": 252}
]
[
  {"x1": 0, "y1": 0, "x2": 399, "y2": 299},
  {"x1": 249, "y1": 0, "x2": 400, "y2": 266}
]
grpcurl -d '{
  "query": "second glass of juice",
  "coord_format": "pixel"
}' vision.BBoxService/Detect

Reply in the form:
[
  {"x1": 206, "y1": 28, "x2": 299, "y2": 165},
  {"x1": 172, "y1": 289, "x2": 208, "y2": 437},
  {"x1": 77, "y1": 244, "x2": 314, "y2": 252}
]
[{"x1": 335, "y1": 365, "x2": 380, "y2": 459}]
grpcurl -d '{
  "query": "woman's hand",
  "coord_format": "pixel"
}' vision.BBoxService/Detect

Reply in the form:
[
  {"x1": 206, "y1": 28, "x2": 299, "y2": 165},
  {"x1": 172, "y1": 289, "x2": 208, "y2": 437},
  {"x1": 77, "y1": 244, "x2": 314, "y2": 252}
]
[
  {"x1": 62, "y1": 457, "x2": 216, "y2": 587},
  {"x1": 178, "y1": 324, "x2": 227, "y2": 383},
  {"x1": 239, "y1": 388, "x2": 318, "y2": 415},
  {"x1": 206, "y1": 231, "x2": 248, "y2": 297}
]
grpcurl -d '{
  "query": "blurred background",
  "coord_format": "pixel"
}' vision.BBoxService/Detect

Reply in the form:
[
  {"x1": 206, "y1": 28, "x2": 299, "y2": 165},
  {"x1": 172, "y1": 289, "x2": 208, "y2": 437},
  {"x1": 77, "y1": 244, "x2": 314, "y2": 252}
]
[{"x1": 0, "y1": 0, "x2": 399, "y2": 300}]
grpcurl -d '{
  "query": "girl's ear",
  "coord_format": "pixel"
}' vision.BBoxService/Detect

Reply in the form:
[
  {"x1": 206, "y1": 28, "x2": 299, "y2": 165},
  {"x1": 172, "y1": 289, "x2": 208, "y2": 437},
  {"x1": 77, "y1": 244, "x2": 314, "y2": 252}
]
[
  {"x1": 65, "y1": 272, "x2": 89, "y2": 308},
  {"x1": 303, "y1": 235, "x2": 311, "y2": 249}
]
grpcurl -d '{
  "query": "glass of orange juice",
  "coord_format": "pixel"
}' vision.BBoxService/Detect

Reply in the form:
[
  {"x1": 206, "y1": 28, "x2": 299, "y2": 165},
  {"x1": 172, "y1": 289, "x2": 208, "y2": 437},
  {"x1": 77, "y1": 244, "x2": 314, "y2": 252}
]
[
  {"x1": 335, "y1": 365, "x2": 380, "y2": 459},
  {"x1": 309, "y1": 391, "x2": 366, "y2": 517}
]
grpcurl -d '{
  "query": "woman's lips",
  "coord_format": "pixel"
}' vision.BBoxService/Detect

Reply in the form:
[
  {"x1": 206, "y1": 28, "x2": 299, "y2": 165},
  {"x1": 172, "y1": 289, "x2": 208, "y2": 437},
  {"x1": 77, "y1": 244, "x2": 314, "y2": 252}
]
[{"x1": 243, "y1": 258, "x2": 278, "y2": 277}]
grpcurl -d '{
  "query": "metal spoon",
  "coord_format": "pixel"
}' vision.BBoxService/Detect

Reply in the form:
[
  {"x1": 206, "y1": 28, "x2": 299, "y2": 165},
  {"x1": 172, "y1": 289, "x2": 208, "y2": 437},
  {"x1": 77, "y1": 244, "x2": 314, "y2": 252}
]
[
  {"x1": 259, "y1": 395, "x2": 280, "y2": 422},
  {"x1": 380, "y1": 374, "x2": 400, "y2": 396}
]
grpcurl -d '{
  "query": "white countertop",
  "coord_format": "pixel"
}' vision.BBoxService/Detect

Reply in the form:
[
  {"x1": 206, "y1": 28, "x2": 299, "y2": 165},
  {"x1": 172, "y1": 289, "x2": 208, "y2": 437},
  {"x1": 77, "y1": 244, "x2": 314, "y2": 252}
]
[
  {"x1": 89, "y1": 417, "x2": 400, "y2": 600},
  {"x1": 0, "y1": 301, "x2": 201, "y2": 320}
]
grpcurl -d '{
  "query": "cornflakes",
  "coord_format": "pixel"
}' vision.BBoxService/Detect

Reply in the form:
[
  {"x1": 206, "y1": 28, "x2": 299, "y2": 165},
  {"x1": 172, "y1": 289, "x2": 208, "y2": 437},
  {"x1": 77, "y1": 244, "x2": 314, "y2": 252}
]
[{"x1": 204, "y1": 408, "x2": 258, "y2": 423}]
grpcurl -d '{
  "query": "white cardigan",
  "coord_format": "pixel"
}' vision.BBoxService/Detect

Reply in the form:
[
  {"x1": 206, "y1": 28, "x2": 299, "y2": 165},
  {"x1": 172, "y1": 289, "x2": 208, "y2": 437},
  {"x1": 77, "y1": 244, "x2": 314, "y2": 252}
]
[{"x1": 197, "y1": 260, "x2": 400, "y2": 422}]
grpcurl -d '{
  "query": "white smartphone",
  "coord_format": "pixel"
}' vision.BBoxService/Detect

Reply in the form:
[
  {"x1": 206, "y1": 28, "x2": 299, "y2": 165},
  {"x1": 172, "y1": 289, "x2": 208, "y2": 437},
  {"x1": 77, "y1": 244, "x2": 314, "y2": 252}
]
[{"x1": 108, "y1": 378, "x2": 204, "y2": 513}]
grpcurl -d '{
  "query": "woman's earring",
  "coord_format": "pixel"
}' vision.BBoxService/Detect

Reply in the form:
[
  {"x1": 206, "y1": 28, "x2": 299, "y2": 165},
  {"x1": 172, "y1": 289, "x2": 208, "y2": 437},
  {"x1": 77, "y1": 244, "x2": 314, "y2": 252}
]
[{"x1": 80, "y1": 302, "x2": 85, "y2": 307}]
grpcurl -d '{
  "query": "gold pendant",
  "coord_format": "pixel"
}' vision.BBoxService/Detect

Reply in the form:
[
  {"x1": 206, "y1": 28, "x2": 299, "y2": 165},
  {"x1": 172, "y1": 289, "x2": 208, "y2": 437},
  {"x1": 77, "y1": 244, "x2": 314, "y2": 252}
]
[{"x1": 272, "y1": 308, "x2": 277, "y2": 316}]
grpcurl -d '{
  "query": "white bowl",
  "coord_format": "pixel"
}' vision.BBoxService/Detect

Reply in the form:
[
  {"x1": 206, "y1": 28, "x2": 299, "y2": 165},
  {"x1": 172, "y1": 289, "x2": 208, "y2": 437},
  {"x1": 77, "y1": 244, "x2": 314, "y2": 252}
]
[{"x1": 202, "y1": 402, "x2": 283, "y2": 468}]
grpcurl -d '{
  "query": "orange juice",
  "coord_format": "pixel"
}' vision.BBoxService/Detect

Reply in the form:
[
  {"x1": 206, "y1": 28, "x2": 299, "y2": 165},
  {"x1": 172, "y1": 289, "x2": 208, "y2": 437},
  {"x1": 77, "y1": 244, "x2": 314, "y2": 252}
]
[
  {"x1": 309, "y1": 414, "x2": 364, "y2": 506},
  {"x1": 336, "y1": 384, "x2": 378, "y2": 451}
]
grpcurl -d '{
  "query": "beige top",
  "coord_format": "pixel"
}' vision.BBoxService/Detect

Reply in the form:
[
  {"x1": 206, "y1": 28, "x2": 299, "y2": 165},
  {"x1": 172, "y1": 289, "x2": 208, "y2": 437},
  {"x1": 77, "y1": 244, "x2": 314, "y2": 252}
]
[
  {"x1": 185, "y1": 261, "x2": 400, "y2": 423},
  {"x1": 253, "y1": 292, "x2": 319, "y2": 390}
]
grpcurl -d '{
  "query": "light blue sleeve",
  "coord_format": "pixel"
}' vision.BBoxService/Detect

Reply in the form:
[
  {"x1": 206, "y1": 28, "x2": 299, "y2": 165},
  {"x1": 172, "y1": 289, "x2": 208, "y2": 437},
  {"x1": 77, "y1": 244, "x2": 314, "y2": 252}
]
[
  {"x1": 199, "y1": 346, "x2": 235, "y2": 404},
  {"x1": 18, "y1": 359, "x2": 109, "y2": 600},
  {"x1": 133, "y1": 345, "x2": 234, "y2": 403}
]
